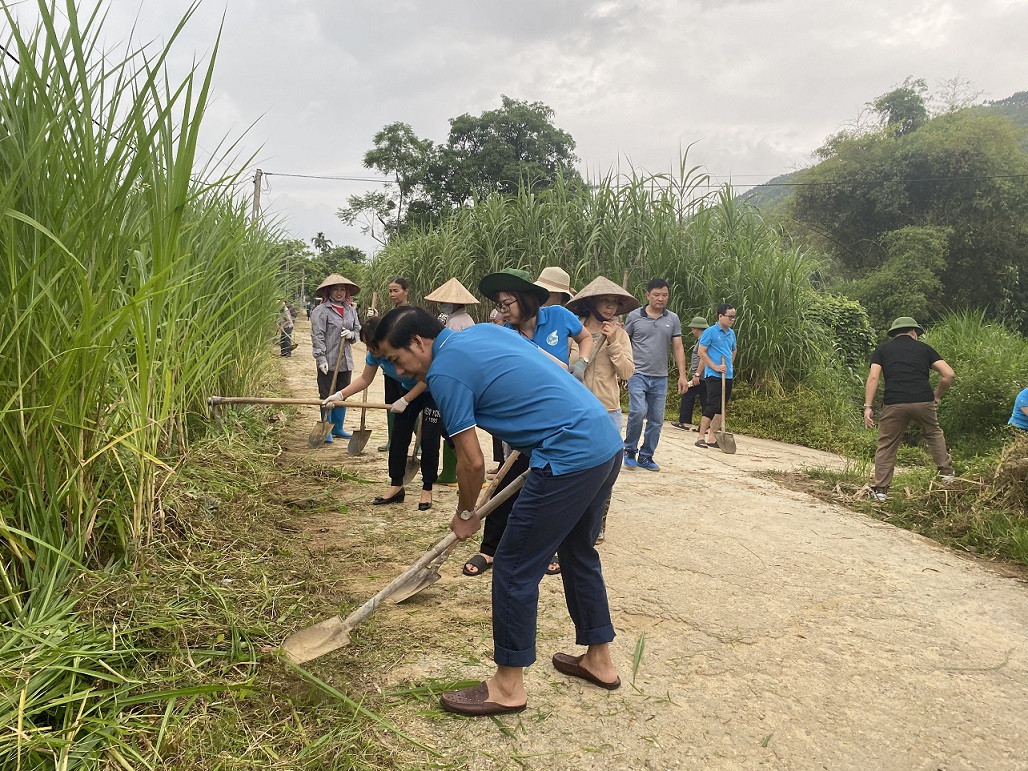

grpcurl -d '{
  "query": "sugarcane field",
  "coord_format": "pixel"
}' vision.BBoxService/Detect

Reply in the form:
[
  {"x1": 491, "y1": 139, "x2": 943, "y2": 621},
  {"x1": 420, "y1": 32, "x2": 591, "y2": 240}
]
[{"x1": 5, "y1": 2, "x2": 1028, "y2": 770}]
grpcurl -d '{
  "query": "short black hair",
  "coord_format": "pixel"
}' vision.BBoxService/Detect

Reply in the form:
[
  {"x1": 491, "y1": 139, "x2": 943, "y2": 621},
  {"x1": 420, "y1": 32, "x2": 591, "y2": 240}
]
[
  {"x1": 505, "y1": 289, "x2": 541, "y2": 325},
  {"x1": 389, "y1": 277, "x2": 410, "y2": 291},
  {"x1": 717, "y1": 303, "x2": 735, "y2": 317},
  {"x1": 359, "y1": 314, "x2": 380, "y2": 345},
  {"x1": 646, "y1": 278, "x2": 669, "y2": 292},
  {"x1": 374, "y1": 306, "x2": 442, "y2": 349}
]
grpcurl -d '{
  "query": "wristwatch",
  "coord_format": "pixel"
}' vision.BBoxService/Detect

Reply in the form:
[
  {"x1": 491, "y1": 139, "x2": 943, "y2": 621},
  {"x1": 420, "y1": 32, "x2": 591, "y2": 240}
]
[{"x1": 458, "y1": 509, "x2": 475, "y2": 521}]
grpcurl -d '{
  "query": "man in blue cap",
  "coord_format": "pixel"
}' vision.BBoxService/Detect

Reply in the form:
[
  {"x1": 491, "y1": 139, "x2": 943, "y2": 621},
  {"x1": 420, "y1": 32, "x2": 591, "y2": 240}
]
[{"x1": 374, "y1": 305, "x2": 623, "y2": 716}]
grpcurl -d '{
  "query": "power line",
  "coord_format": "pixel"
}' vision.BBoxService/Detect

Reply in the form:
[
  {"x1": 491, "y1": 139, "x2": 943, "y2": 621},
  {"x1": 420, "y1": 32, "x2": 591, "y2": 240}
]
[{"x1": 262, "y1": 171, "x2": 390, "y2": 183}]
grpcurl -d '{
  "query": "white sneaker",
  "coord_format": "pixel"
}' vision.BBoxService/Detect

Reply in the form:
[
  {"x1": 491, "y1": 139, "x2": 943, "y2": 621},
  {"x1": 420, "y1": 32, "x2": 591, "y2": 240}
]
[
  {"x1": 868, "y1": 489, "x2": 888, "y2": 502},
  {"x1": 939, "y1": 474, "x2": 956, "y2": 484}
]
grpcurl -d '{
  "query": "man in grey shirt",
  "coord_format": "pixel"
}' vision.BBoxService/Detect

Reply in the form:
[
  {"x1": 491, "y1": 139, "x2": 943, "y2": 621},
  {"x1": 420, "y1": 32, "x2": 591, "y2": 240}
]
[{"x1": 623, "y1": 279, "x2": 689, "y2": 471}]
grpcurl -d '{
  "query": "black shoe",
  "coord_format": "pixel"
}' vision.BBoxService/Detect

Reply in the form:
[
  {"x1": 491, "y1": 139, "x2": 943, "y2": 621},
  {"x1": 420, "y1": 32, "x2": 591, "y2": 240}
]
[
  {"x1": 418, "y1": 502, "x2": 432, "y2": 511},
  {"x1": 372, "y1": 490, "x2": 405, "y2": 505}
]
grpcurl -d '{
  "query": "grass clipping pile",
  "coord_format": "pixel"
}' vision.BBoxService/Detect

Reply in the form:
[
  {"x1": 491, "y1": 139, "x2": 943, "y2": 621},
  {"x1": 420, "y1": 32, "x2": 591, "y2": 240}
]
[{"x1": 992, "y1": 431, "x2": 1028, "y2": 510}]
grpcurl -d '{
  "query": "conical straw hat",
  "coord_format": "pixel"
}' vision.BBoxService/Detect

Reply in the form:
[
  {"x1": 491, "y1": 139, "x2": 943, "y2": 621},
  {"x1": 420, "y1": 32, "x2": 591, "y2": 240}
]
[
  {"x1": 424, "y1": 277, "x2": 480, "y2": 305},
  {"x1": 565, "y1": 276, "x2": 641, "y2": 316},
  {"x1": 315, "y1": 273, "x2": 360, "y2": 298}
]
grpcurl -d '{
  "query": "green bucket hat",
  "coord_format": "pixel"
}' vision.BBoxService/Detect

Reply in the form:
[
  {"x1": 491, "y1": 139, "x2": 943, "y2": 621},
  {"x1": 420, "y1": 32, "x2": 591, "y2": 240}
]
[
  {"x1": 887, "y1": 316, "x2": 925, "y2": 337},
  {"x1": 688, "y1": 316, "x2": 709, "y2": 329},
  {"x1": 478, "y1": 268, "x2": 550, "y2": 304}
]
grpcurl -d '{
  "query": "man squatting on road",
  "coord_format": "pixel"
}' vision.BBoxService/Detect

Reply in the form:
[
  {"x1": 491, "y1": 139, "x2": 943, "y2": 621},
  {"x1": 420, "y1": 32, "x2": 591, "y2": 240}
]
[{"x1": 374, "y1": 306, "x2": 624, "y2": 716}]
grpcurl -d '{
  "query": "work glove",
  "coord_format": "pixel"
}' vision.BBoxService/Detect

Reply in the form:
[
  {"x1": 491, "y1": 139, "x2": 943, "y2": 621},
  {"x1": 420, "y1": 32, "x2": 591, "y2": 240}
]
[
  {"x1": 341, "y1": 329, "x2": 357, "y2": 342},
  {"x1": 322, "y1": 390, "x2": 345, "y2": 407},
  {"x1": 390, "y1": 396, "x2": 409, "y2": 414},
  {"x1": 318, "y1": 360, "x2": 329, "y2": 375},
  {"x1": 570, "y1": 359, "x2": 588, "y2": 382}
]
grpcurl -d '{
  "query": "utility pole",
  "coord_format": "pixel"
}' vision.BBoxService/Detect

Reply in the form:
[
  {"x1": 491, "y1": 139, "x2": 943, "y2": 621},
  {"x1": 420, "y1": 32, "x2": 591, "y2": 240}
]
[{"x1": 251, "y1": 168, "x2": 263, "y2": 223}]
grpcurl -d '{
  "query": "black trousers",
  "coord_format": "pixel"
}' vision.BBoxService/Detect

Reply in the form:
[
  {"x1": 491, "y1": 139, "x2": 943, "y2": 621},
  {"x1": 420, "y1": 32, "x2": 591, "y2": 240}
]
[
  {"x1": 678, "y1": 379, "x2": 707, "y2": 424},
  {"x1": 388, "y1": 388, "x2": 443, "y2": 490}
]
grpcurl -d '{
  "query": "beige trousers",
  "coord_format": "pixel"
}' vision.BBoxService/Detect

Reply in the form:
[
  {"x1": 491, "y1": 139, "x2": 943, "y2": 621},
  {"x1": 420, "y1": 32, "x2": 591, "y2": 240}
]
[{"x1": 873, "y1": 401, "x2": 954, "y2": 490}]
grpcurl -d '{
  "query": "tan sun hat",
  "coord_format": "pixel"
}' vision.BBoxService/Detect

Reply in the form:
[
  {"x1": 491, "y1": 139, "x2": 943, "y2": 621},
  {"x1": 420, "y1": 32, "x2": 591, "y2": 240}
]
[
  {"x1": 424, "y1": 277, "x2": 480, "y2": 305},
  {"x1": 565, "y1": 276, "x2": 641, "y2": 316},
  {"x1": 315, "y1": 273, "x2": 360, "y2": 299},
  {"x1": 534, "y1": 266, "x2": 575, "y2": 301}
]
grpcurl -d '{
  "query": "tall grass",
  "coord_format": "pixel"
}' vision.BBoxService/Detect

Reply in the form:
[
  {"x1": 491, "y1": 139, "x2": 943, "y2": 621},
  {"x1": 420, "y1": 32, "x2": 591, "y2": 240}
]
[
  {"x1": 0, "y1": 2, "x2": 281, "y2": 766},
  {"x1": 366, "y1": 160, "x2": 834, "y2": 389}
]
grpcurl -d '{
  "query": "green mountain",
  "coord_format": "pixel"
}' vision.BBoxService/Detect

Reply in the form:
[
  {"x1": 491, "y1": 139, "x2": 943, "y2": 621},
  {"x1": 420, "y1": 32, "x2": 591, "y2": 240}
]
[{"x1": 740, "y1": 89, "x2": 1028, "y2": 211}]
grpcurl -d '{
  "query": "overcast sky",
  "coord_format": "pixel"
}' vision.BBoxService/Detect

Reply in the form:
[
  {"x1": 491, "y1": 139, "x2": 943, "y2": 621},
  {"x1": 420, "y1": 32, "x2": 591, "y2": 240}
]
[{"x1": 8, "y1": 1, "x2": 1027, "y2": 255}]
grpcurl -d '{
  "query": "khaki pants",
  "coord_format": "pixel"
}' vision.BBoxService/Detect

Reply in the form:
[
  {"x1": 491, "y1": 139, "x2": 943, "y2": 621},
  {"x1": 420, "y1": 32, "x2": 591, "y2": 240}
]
[{"x1": 873, "y1": 401, "x2": 954, "y2": 490}]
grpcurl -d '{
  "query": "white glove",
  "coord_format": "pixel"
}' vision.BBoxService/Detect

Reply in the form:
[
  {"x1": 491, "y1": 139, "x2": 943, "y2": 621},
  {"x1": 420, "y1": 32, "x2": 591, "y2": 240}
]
[
  {"x1": 390, "y1": 396, "x2": 409, "y2": 414},
  {"x1": 318, "y1": 361, "x2": 329, "y2": 375},
  {"x1": 323, "y1": 390, "x2": 345, "y2": 407},
  {"x1": 341, "y1": 329, "x2": 357, "y2": 342}
]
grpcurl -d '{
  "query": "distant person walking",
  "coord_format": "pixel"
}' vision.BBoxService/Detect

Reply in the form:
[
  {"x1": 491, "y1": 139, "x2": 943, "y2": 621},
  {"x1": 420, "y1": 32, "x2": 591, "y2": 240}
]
[
  {"x1": 623, "y1": 279, "x2": 688, "y2": 471},
  {"x1": 695, "y1": 304, "x2": 738, "y2": 448},
  {"x1": 672, "y1": 316, "x2": 709, "y2": 430},
  {"x1": 864, "y1": 316, "x2": 956, "y2": 501}
]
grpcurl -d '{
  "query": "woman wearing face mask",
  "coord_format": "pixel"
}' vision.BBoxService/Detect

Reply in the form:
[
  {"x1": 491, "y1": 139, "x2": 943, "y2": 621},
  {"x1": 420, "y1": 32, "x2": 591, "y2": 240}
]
[
  {"x1": 565, "y1": 276, "x2": 637, "y2": 543},
  {"x1": 309, "y1": 274, "x2": 361, "y2": 441},
  {"x1": 424, "y1": 277, "x2": 478, "y2": 331}
]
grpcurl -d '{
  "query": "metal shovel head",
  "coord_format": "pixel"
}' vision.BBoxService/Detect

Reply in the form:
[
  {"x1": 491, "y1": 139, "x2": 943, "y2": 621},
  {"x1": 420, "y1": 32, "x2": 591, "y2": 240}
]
[
  {"x1": 308, "y1": 411, "x2": 333, "y2": 448},
  {"x1": 347, "y1": 428, "x2": 372, "y2": 455},
  {"x1": 281, "y1": 616, "x2": 352, "y2": 664},
  {"x1": 390, "y1": 563, "x2": 443, "y2": 604},
  {"x1": 402, "y1": 416, "x2": 422, "y2": 484},
  {"x1": 716, "y1": 429, "x2": 737, "y2": 454}
]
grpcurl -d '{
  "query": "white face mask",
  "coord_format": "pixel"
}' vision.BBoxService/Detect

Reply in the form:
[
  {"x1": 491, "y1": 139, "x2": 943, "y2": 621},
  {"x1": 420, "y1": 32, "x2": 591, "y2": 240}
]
[{"x1": 439, "y1": 303, "x2": 455, "y2": 314}]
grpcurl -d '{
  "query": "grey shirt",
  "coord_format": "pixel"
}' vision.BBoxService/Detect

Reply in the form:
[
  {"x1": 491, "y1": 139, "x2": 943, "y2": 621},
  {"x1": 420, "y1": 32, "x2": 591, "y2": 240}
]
[
  {"x1": 689, "y1": 340, "x2": 701, "y2": 377},
  {"x1": 624, "y1": 307, "x2": 682, "y2": 377}
]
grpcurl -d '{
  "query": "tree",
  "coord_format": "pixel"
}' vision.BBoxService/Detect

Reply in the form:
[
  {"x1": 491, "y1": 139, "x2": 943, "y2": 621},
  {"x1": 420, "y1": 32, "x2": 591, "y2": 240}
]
[
  {"x1": 789, "y1": 95, "x2": 1028, "y2": 328},
  {"x1": 429, "y1": 96, "x2": 581, "y2": 207},
  {"x1": 872, "y1": 78, "x2": 929, "y2": 137},
  {"x1": 338, "y1": 96, "x2": 581, "y2": 241}
]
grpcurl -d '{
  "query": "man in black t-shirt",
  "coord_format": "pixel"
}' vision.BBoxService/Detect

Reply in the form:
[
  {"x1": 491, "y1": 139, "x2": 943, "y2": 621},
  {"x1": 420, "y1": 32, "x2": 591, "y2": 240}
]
[{"x1": 863, "y1": 316, "x2": 956, "y2": 501}]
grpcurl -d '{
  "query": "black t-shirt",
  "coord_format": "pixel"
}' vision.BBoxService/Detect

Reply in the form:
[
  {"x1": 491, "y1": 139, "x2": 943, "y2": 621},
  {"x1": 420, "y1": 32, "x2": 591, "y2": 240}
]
[{"x1": 870, "y1": 335, "x2": 941, "y2": 405}]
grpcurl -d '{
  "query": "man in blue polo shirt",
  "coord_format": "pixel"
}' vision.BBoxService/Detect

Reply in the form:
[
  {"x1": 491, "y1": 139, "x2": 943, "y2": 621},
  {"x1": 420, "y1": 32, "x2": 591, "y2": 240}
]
[
  {"x1": 374, "y1": 306, "x2": 624, "y2": 717},
  {"x1": 695, "y1": 303, "x2": 738, "y2": 448},
  {"x1": 622, "y1": 279, "x2": 689, "y2": 471}
]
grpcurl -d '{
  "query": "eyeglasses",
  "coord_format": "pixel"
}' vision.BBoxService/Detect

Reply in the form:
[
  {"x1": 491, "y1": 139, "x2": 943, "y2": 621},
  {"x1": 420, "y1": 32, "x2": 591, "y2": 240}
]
[
  {"x1": 723, "y1": 313, "x2": 737, "y2": 320},
  {"x1": 495, "y1": 300, "x2": 517, "y2": 313}
]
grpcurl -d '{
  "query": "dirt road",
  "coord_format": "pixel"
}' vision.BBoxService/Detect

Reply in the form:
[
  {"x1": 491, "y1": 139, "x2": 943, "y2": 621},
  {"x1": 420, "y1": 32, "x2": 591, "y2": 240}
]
[{"x1": 278, "y1": 323, "x2": 1028, "y2": 770}]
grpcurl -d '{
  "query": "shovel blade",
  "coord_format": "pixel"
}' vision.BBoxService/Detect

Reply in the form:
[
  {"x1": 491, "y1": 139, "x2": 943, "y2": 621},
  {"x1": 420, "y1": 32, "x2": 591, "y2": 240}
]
[
  {"x1": 346, "y1": 429, "x2": 373, "y2": 456},
  {"x1": 307, "y1": 420, "x2": 333, "y2": 448},
  {"x1": 391, "y1": 567, "x2": 442, "y2": 604},
  {"x1": 281, "y1": 616, "x2": 352, "y2": 663},
  {"x1": 716, "y1": 430, "x2": 737, "y2": 454},
  {"x1": 403, "y1": 456, "x2": 419, "y2": 484}
]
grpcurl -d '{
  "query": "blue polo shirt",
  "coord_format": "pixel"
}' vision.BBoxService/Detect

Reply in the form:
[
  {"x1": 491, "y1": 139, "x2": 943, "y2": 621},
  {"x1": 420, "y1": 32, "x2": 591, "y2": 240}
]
[
  {"x1": 427, "y1": 325, "x2": 622, "y2": 475},
  {"x1": 367, "y1": 351, "x2": 418, "y2": 391},
  {"x1": 507, "y1": 304, "x2": 582, "y2": 365},
  {"x1": 1010, "y1": 387, "x2": 1028, "y2": 430},
  {"x1": 699, "y1": 324, "x2": 737, "y2": 379}
]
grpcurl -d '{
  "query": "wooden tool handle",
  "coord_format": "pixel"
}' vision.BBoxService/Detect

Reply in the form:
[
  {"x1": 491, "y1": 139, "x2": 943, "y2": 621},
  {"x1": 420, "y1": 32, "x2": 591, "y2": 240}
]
[{"x1": 209, "y1": 396, "x2": 391, "y2": 410}]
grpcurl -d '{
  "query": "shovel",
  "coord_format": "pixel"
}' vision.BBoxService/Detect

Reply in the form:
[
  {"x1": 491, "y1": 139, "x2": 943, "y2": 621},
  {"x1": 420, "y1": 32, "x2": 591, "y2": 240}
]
[
  {"x1": 281, "y1": 468, "x2": 528, "y2": 664},
  {"x1": 390, "y1": 450, "x2": 522, "y2": 604},
  {"x1": 402, "y1": 413, "x2": 423, "y2": 484},
  {"x1": 715, "y1": 356, "x2": 737, "y2": 454},
  {"x1": 309, "y1": 333, "x2": 348, "y2": 447},
  {"x1": 346, "y1": 388, "x2": 373, "y2": 455}
]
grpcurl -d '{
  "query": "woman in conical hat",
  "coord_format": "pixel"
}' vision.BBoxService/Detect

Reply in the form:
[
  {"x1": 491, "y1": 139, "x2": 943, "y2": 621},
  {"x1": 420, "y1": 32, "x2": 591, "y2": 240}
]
[
  {"x1": 565, "y1": 276, "x2": 637, "y2": 544},
  {"x1": 309, "y1": 274, "x2": 361, "y2": 442},
  {"x1": 424, "y1": 277, "x2": 479, "y2": 332}
]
